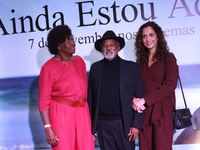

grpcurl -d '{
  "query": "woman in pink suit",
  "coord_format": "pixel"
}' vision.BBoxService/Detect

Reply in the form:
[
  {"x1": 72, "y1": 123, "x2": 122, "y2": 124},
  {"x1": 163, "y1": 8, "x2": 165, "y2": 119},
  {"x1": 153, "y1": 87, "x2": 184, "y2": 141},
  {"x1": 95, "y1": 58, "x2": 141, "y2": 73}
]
[
  {"x1": 38, "y1": 25, "x2": 94, "y2": 150},
  {"x1": 132, "y1": 21, "x2": 179, "y2": 150}
]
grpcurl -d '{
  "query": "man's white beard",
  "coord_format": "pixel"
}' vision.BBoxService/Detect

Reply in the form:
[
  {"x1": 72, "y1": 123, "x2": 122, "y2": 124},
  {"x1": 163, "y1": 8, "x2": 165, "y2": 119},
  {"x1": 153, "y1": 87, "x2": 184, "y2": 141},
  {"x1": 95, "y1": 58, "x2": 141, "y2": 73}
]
[{"x1": 103, "y1": 49, "x2": 117, "y2": 61}]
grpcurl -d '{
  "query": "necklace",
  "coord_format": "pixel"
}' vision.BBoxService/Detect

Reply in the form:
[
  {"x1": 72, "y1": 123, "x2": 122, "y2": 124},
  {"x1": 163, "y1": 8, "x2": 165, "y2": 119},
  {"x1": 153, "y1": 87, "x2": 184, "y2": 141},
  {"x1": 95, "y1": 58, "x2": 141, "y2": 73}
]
[
  {"x1": 148, "y1": 57, "x2": 157, "y2": 67},
  {"x1": 56, "y1": 55, "x2": 73, "y2": 67},
  {"x1": 61, "y1": 58, "x2": 71, "y2": 67}
]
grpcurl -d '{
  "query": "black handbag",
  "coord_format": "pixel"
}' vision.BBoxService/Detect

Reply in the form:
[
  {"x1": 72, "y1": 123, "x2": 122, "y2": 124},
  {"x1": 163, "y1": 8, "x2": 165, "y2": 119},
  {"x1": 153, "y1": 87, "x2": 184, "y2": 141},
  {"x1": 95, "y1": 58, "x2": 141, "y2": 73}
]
[
  {"x1": 172, "y1": 77, "x2": 192, "y2": 129},
  {"x1": 163, "y1": 56, "x2": 192, "y2": 130}
]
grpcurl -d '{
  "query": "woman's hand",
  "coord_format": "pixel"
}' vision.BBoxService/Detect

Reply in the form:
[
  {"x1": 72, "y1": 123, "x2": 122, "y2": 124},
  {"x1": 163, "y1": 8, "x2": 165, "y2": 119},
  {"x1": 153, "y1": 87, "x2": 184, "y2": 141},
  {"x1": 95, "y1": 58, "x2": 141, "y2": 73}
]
[
  {"x1": 132, "y1": 97, "x2": 146, "y2": 112},
  {"x1": 45, "y1": 127, "x2": 59, "y2": 147}
]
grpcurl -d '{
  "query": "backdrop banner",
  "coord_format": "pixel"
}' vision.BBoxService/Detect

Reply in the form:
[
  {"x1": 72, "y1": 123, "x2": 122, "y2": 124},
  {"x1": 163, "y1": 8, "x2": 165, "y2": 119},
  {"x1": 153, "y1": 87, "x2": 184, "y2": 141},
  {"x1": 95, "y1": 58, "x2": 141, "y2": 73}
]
[{"x1": 0, "y1": 0, "x2": 200, "y2": 149}]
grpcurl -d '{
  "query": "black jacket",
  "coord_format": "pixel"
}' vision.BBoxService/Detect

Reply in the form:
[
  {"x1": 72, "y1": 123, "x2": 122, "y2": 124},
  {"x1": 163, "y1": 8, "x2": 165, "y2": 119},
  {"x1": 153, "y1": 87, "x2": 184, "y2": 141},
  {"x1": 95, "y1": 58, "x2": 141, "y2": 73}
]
[{"x1": 88, "y1": 57, "x2": 144, "y2": 140}]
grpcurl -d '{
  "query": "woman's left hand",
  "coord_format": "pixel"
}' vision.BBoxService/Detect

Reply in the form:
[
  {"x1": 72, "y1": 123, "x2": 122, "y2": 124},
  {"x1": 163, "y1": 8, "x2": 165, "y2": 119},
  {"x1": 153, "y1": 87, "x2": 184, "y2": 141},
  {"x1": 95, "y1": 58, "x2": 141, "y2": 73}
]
[{"x1": 132, "y1": 97, "x2": 146, "y2": 112}]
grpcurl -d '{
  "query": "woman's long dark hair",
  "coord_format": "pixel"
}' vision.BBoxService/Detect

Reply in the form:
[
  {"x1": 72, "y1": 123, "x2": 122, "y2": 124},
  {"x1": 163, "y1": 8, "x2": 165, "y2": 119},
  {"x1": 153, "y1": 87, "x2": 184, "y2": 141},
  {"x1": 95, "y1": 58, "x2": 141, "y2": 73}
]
[{"x1": 134, "y1": 21, "x2": 169, "y2": 65}]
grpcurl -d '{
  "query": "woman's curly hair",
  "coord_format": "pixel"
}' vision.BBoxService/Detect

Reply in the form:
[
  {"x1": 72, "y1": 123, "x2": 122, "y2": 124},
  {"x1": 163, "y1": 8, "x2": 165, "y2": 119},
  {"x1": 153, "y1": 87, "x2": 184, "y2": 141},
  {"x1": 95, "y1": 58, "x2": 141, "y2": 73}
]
[
  {"x1": 134, "y1": 21, "x2": 169, "y2": 65},
  {"x1": 47, "y1": 25, "x2": 72, "y2": 55}
]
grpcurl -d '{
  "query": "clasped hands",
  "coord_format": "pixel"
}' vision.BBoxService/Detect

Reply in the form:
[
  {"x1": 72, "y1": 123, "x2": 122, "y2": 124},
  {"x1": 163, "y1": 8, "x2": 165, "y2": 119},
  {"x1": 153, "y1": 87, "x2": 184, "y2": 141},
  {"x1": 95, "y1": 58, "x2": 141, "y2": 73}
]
[{"x1": 132, "y1": 97, "x2": 146, "y2": 113}]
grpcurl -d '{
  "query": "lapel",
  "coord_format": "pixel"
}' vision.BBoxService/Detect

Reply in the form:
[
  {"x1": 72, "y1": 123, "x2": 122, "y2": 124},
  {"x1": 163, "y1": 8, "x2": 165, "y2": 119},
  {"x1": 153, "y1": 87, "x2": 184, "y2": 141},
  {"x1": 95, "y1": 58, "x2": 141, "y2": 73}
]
[
  {"x1": 98, "y1": 60, "x2": 104, "y2": 85},
  {"x1": 119, "y1": 57, "x2": 123, "y2": 86},
  {"x1": 96, "y1": 60, "x2": 104, "y2": 104},
  {"x1": 141, "y1": 58, "x2": 165, "y2": 86},
  {"x1": 119, "y1": 58, "x2": 124, "y2": 101}
]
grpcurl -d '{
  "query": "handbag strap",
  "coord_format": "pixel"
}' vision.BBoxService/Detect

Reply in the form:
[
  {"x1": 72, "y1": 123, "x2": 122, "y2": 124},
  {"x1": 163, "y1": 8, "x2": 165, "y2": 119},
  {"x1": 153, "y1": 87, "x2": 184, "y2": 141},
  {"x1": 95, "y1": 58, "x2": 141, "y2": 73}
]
[
  {"x1": 163, "y1": 55, "x2": 188, "y2": 108},
  {"x1": 178, "y1": 76, "x2": 188, "y2": 108}
]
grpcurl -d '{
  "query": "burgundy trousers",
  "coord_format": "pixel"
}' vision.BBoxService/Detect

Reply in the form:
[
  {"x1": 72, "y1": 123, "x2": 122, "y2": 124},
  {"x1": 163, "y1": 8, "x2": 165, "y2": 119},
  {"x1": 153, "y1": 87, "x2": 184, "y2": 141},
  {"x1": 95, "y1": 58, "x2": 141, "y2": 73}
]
[{"x1": 139, "y1": 117, "x2": 174, "y2": 150}]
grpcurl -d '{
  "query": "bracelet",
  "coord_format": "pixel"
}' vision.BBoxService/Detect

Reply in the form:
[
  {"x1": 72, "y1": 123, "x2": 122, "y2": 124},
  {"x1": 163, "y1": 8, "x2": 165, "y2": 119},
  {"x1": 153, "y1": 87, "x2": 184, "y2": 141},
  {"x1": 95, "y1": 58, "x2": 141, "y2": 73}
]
[{"x1": 44, "y1": 124, "x2": 51, "y2": 128}]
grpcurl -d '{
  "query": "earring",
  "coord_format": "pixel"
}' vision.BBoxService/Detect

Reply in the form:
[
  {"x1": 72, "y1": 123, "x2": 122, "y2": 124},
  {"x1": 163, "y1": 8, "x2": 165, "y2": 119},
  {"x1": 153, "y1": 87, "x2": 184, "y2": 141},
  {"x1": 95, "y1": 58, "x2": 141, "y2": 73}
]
[{"x1": 58, "y1": 47, "x2": 60, "y2": 49}]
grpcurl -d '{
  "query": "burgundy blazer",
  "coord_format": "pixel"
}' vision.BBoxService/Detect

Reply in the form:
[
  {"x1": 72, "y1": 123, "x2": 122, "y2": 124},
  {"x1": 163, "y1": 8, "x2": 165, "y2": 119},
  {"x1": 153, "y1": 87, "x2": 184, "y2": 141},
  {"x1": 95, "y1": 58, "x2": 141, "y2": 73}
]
[{"x1": 140, "y1": 52, "x2": 179, "y2": 130}]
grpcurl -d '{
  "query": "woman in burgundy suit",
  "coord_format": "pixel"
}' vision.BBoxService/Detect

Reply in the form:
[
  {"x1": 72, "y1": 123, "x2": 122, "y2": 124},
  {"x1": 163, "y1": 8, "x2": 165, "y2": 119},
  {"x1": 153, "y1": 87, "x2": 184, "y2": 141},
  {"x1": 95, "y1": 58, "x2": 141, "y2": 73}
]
[{"x1": 132, "y1": 21, "x2": 179, "y2": 150}]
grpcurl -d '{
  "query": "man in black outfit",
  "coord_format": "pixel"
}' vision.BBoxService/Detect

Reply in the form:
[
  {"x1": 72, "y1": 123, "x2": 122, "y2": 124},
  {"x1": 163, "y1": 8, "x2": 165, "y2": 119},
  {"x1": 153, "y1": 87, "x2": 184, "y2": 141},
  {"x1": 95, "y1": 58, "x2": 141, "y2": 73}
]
[{"x1": 88, "y1": 30, "x2": 144, "y2": 150}]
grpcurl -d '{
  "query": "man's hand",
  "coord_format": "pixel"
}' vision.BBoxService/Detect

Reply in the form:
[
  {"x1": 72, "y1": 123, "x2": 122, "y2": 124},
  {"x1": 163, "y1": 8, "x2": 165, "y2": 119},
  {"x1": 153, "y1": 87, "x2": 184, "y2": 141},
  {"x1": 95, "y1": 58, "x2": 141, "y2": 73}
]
[{"x1": 128, "y1": 127, "x2": 139, "y2": 141}]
